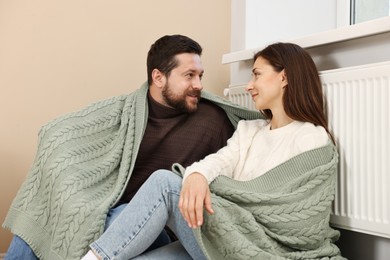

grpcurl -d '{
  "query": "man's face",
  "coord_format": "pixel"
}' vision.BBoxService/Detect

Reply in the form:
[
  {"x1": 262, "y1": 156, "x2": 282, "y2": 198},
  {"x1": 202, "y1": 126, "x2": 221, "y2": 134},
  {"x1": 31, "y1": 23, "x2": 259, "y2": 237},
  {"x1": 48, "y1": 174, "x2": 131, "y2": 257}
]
[{"x1": 161, "y1": 53, "x2": 204, "y2": 113}]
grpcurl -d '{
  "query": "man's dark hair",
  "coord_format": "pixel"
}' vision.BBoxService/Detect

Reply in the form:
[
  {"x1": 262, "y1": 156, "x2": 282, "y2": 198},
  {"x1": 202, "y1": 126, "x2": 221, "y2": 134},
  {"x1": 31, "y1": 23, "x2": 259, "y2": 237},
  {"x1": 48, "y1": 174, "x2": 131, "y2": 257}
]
[{"x1": 147, "y1": 35, "x2": 202, "y2": 85}]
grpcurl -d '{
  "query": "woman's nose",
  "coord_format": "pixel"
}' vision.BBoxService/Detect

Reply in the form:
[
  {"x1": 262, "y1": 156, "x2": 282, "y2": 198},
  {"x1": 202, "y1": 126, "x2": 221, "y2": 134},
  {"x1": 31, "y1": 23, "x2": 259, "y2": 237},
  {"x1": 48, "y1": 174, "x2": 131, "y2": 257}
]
[{"x1": 245, "y1": 81, "x2": 253, "y2": 92}]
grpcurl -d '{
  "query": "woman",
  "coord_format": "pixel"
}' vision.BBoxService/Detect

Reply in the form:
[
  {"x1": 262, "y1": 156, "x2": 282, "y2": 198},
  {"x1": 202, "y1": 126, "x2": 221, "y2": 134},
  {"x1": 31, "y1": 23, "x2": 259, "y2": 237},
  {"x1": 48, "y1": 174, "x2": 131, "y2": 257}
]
[{"x1": 82, "y1": 43, "x2": 344, "y2": 260}]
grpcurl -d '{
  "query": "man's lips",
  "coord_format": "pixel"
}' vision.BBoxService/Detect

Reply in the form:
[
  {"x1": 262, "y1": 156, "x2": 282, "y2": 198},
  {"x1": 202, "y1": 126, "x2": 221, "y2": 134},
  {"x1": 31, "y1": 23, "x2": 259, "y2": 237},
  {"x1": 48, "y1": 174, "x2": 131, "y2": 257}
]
[{"x1": 187, "y1": 91, "x2": 201, "y2": 99}]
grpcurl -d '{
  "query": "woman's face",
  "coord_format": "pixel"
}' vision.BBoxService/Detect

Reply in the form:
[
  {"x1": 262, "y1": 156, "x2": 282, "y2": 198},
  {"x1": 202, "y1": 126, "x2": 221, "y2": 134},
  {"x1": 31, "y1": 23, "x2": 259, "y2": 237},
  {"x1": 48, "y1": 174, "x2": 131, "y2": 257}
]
[{"x1": 246, "y1": 56, "x2": 287, "y2": 111}]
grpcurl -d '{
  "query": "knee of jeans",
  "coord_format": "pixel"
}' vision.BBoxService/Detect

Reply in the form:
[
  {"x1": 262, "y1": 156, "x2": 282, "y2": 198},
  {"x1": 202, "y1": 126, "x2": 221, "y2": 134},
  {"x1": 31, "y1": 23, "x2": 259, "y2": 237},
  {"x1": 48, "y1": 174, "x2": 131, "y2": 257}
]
[{"x1": 150, "y1": 170, "x2": 181, "y2": 189}]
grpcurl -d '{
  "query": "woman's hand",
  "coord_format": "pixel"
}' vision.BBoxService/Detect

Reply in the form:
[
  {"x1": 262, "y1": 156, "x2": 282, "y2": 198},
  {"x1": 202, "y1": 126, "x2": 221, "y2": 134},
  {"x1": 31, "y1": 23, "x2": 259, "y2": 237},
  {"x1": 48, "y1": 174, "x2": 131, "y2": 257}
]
[{"x1": 179, "y1": 173, "x2": 214, "y2": 228}]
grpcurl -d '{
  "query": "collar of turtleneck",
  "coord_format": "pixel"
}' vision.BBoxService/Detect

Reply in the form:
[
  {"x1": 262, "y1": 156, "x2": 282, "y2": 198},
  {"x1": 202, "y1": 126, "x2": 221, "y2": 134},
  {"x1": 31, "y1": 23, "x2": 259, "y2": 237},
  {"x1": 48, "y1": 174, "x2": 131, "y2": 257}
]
[{"x1": 147, "y1": 91, "x2": 190, "y2": 119}]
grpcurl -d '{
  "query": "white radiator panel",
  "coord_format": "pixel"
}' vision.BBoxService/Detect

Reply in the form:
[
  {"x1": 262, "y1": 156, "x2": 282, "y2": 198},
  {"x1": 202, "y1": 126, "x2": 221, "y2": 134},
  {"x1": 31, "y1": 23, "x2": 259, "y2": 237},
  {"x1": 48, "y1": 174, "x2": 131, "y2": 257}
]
[
  {"x1": 322, "y1": 61, "x2": 390, "y2": 238},
  {"x1": 224, "y1": 85, "x2": 256, "y2": 111},
  {"x1": 225, "y1": 61, "x2": 390, "y2": 238}
]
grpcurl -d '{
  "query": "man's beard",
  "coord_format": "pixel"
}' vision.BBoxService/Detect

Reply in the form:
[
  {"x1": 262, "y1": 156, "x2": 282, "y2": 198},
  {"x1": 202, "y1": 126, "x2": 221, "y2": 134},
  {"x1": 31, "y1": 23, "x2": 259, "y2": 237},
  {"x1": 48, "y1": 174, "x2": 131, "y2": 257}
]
[{"x1": 162, "y1": 84, "x2": 201, "y2": 113}]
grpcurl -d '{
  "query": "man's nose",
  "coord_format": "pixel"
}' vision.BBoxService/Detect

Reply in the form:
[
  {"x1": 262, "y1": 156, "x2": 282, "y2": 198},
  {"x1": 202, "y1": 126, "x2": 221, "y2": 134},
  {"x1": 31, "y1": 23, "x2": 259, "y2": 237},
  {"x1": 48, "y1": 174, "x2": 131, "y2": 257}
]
[{"x1": 192, "y1": 76, "x2": 203, "y2": 90}]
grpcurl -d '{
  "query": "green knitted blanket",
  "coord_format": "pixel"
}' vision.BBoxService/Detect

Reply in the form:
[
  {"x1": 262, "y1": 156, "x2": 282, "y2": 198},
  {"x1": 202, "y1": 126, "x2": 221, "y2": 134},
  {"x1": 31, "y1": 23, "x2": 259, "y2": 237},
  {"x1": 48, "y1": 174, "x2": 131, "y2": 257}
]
[
  {"x1": 174, "y1": 143, "x2": 344, "y2": 260},
  {"x1": 3, "y1": 83, "x2": 261, "y2": 260}
]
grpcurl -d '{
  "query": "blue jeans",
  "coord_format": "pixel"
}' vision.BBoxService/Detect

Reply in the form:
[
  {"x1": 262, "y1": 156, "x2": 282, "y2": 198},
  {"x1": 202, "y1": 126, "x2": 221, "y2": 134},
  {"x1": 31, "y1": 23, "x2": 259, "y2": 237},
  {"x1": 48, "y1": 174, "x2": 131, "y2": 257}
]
[
  {"x1": 4, "y1": 172, "x2": 182, "y2": 259},
  {"x1": 4, "y1": 235, "x2": 38, "y2": 260},
  {"x1": 105, "y1": 204, "x2": 172, "y2": 252},
  {"x1": 90, "y1": 170, "x2": 206, "y2": 260}
]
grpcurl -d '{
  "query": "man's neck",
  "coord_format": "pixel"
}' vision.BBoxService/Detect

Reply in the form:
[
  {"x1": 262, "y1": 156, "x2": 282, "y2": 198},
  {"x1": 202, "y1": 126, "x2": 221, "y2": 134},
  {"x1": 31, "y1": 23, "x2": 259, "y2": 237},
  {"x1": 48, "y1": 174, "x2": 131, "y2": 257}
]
[{"x1": 149, "y1": 83, "x2": 166, "y2": 107}]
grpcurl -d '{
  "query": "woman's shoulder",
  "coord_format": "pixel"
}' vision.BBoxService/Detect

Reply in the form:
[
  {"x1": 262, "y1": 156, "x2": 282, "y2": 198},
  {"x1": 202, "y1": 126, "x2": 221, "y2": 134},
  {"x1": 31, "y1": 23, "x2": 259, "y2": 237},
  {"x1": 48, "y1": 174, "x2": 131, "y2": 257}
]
[
  {"x1": 237, "y1": 119, "x2": 268, "y2": 129},
  {"x1": 298, "y1": 122, "x2": 327, "y2": 136},
  {"x1": 293, "y1": 122, "x2": 329, "y2": 151},
  {"x1": 233, "y1": 119, "x2": 269, "y2": 137}
]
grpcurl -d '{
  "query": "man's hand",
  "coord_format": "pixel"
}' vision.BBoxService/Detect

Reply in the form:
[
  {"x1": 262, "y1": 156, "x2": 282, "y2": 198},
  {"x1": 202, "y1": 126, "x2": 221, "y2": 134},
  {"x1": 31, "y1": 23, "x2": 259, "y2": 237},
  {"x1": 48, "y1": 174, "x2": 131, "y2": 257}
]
[{"x1": 179, "y1": 173, "x2": 214, "y2": 228}]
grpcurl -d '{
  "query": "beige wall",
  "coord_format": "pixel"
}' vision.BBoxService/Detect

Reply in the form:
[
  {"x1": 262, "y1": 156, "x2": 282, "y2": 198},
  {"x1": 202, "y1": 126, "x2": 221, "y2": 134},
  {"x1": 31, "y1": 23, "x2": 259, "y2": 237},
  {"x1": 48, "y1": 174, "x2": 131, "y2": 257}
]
[{"x1": 0, "y1": 0, "x2": 230, "y2": 252}]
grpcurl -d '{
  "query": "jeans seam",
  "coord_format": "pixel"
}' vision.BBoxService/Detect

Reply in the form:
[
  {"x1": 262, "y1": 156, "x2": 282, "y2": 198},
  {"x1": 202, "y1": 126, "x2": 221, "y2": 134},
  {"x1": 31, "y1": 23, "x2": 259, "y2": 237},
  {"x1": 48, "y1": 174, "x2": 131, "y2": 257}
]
[
  {"x1": 112, "y1": 186, "x2": 178, "y2": 257},
  {"x1": 91, "y1": 243, "x2": 110, "y2": 260},
  {"x1": 166, "y1": 188, "x2": 180, "y2": 210}
]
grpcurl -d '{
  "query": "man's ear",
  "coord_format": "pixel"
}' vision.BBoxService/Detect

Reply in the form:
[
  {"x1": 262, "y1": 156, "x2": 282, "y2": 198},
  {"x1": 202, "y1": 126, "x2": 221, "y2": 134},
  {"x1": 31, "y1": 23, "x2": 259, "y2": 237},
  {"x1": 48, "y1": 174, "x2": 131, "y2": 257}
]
[{"x1": 151, "y1": 69, "x2": 166, "y2": 88}]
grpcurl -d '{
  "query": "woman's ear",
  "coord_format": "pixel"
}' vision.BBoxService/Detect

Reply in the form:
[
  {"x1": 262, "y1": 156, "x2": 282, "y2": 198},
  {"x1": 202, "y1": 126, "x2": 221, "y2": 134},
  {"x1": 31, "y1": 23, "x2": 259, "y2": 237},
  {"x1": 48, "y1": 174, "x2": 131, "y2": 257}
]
[
  {"x1": 281, "y1": 70, "x2": 288, "y2": 88},
  {"x1": 151, "y1": 69, "x2": 166, "y2": 88}
]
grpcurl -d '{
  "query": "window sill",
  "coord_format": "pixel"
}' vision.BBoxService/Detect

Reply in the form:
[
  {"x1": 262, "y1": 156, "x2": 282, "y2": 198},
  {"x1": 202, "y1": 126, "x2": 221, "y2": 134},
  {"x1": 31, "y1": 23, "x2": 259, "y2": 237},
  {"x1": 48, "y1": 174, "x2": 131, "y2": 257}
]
[{"x1": 222, "y1": 16, "x2": 390, "y2": 64}]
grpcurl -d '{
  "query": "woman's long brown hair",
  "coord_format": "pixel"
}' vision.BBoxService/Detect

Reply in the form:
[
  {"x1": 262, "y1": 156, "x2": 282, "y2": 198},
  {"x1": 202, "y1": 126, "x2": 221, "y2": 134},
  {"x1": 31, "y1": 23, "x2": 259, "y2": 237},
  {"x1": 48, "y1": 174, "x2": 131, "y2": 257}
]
[{"x1": 254, "y1": 42, "x2": 335, "y2": 144}]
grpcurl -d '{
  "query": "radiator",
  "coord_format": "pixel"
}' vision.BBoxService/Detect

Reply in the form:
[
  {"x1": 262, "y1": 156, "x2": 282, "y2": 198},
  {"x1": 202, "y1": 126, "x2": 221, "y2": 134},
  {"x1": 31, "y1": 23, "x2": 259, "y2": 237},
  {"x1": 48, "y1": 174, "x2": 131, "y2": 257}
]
[{"x1": 224, "y1": 61, "x2": 390, "y2": 238}]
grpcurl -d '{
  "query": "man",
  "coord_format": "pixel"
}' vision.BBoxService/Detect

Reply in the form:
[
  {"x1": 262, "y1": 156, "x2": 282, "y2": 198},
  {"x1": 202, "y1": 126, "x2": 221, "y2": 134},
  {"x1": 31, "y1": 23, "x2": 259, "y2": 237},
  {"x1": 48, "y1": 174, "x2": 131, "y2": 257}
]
[{"x1": 3, "y1": 35, "x2": 260, "y2": 260}]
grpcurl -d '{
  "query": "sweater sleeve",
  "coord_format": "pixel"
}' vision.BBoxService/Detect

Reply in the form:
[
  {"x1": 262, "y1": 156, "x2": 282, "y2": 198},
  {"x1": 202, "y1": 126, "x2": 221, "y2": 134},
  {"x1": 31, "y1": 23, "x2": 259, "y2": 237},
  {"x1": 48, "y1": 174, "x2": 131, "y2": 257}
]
[{"x1": 183, "y1": 120, "x2": 245, "y2": 183}]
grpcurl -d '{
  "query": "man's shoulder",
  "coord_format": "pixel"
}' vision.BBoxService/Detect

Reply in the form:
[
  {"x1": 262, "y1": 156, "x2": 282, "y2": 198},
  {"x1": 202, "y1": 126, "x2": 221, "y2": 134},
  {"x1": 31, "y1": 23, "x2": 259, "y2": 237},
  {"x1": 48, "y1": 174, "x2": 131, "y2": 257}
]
[
  {"x1": 38, "y1": 93, "x2": 136, "y2": 139},
  {"x1": 199, "y1": 98, "x2": 227, "y2": 113},
  {"x1": 196, "y1": 99, "x2": 234, "y2": 124},
  {"x1": 200, "y1": 91, "x2": 259, "y2": 115},
  {"x1": 44, "y1": 86, "x2": 144, "y2": 127}
]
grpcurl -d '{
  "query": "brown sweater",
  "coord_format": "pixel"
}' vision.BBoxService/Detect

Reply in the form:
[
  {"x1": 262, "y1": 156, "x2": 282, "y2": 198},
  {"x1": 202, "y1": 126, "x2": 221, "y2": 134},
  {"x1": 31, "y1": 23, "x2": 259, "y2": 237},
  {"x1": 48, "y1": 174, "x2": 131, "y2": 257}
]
[{"x1": 117, "y1": 92, "x2": 234, "y2": 204}]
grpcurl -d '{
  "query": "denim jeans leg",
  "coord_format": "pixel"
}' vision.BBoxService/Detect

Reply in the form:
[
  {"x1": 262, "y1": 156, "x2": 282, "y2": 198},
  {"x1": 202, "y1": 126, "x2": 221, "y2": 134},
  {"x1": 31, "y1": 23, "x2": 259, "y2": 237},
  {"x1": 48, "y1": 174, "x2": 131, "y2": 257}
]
[
  {"x1": 90, "y1": 169, "x2": 205, "y2": 260},
  {"x1": 105, "y1": 203, "x2": 128, "y2": 230},
  {"x1": 4, "y1": 235, "x2": 38, "y2": 260},
  {"x1": 2, "y1": 203, "x2": 126, "y2": 260},
  {"x1": 105, "y1": 199, "x2": 171, "y2": 252}
]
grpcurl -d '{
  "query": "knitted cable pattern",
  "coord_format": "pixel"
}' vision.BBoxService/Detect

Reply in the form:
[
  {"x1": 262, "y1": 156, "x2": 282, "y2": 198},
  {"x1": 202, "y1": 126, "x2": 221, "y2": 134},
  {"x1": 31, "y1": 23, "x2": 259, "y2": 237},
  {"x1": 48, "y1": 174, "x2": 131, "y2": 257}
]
[
  {"x1": 4, "y1": 94, "x2": 135, "y2": 260},
  {"x1": 184, "y1": 143, "x2": 345, "y2": 260},
  {"x1": 3, "y1": 82, "x2": 262, "y2": 260}
]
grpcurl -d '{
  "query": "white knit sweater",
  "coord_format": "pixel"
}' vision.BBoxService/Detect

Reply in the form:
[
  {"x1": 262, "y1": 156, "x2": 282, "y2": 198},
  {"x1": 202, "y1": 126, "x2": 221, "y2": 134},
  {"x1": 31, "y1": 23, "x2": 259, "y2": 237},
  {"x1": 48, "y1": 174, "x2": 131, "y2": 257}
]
[{"x1": 184, "y1": 119, "x2": 329, "y2": 183}]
